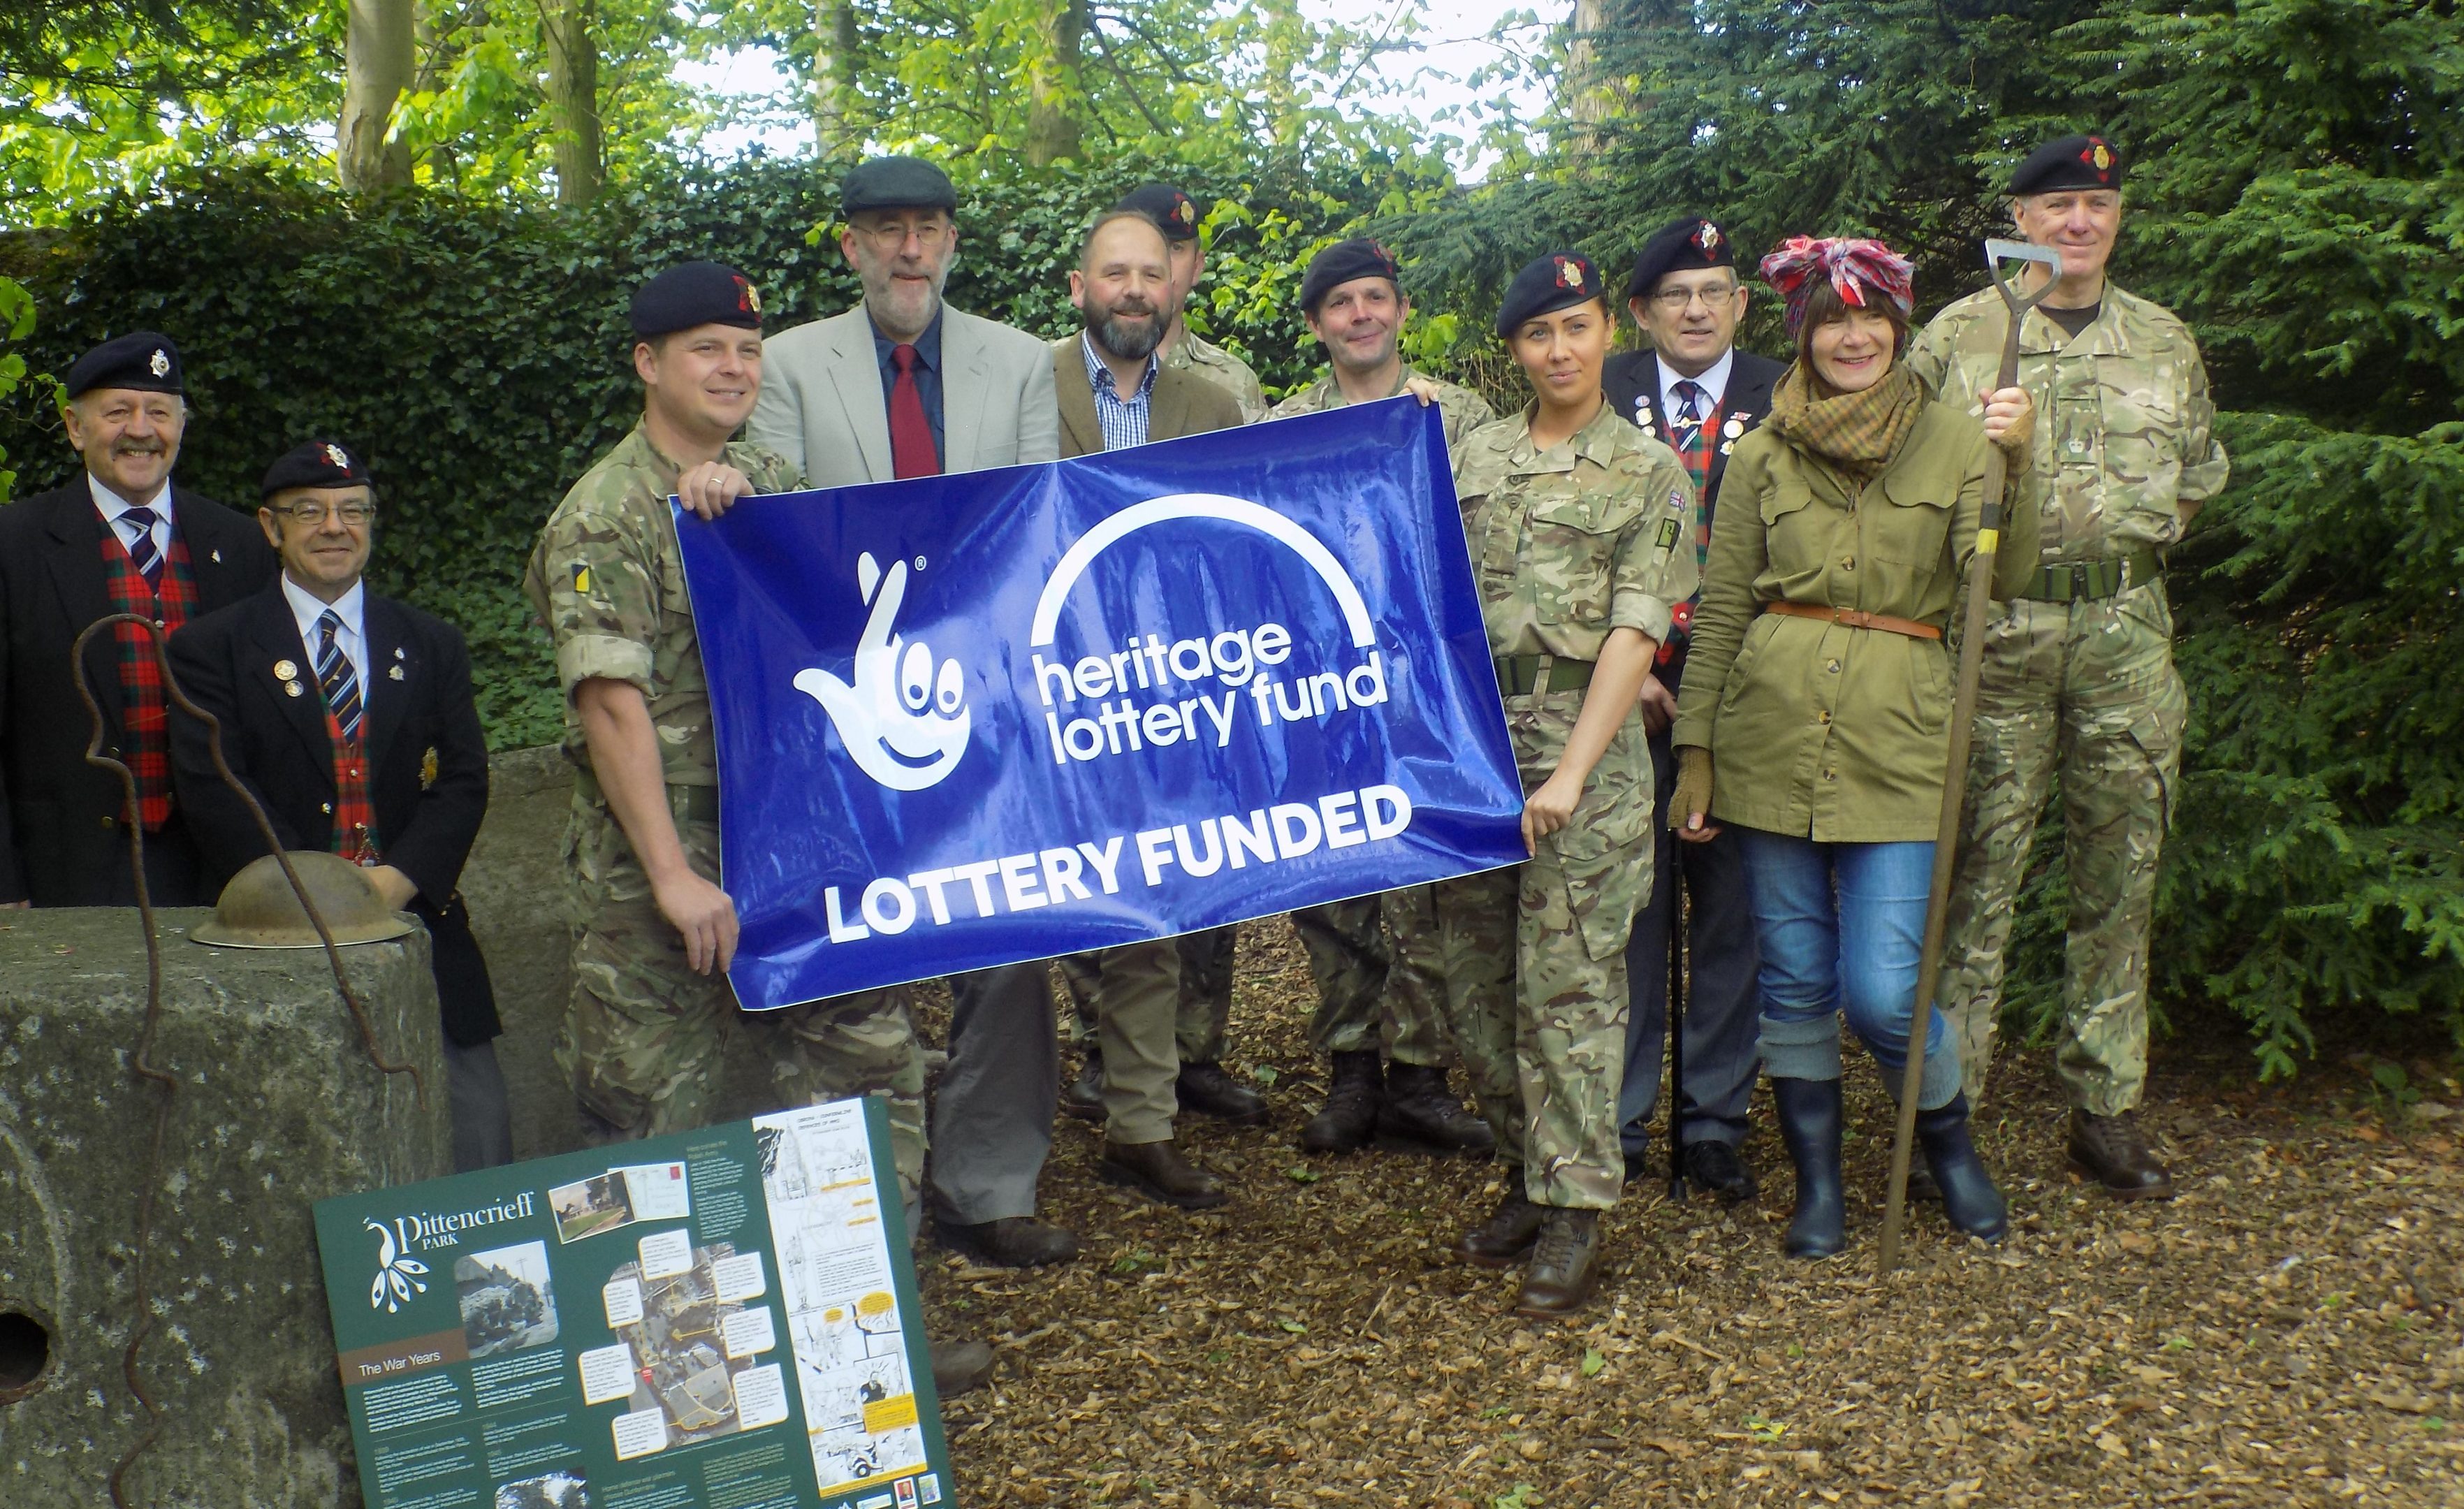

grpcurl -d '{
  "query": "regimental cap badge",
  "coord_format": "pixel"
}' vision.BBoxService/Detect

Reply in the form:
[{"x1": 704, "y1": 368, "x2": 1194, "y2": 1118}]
[
  {"x1": 1695, "y1": 221, "x2": 1723, "y2": 256},
  {"x1": 323, "y1": 442, "x2": 350, "y2": 470},
  {"x1": 734, "y1": 275, "x2": 761, "y2": 316},
  {"x1": 148, "y1": 348, "x2": 170, "y2": 377},
  {"x1": 1555, "y1": 256, "x2": 1587, "y2": 291},
  {"x1": 2089, "y1": 139, "x2": 2113, "y2": 170},
  {"x1": 1176, "y1": 196, "x2": 1195, "y2": 226}
]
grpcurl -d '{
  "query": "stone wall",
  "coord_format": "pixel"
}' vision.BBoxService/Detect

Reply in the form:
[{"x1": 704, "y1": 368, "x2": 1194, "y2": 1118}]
[{"x1": 0, "y1": 907, "x2": 450, "y2": 1507}]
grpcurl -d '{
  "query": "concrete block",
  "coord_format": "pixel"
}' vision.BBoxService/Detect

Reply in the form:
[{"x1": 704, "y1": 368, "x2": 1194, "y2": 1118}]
[{"x1": 0, "y1": 906, "x2": 449, "y2": 1507}]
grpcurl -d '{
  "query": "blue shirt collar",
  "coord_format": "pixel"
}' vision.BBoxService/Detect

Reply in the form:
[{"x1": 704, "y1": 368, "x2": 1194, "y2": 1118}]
[
  {"x1": 872, "y1": 305, "x2": 945, "y2": 370},
  {"x1": 1079, "y1": 330, "x2": 1157, "y2": 402}
]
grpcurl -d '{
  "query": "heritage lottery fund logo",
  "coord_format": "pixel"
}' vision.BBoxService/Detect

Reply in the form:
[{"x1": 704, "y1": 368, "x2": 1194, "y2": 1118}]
[
  {"x1": 363, "y1": 1192, "x2": 536, "y2": 1311},
  {"x1": 802, "y1": 491, "x2": 1411, "y2": 945}
]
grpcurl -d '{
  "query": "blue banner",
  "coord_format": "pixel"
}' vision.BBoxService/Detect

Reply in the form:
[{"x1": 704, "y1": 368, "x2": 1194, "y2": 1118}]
[{"x1": 677, "y1": 397, "x2": 1524, "y2": 1009}]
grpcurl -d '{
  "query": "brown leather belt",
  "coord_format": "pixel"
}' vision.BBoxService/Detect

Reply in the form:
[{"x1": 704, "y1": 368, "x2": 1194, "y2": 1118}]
[{"x1": 1762, "y1": 600, "x2": 1942, "y2": 641}]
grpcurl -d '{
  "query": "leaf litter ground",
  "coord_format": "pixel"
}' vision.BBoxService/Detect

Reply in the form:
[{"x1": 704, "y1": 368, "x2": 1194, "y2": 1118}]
[{"x1": 911, "y1": 920, "x2": 2463, "y2": 1508}]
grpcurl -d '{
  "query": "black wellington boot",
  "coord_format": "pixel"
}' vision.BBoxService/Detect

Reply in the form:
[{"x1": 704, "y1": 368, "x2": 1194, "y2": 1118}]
[
  {"x1": 1770, "y1": 1076, "x2": 1846, "y2": 1259},
  {"x1": 1916, "y1": 1094, "x2": 2008, "y2": 1242}
]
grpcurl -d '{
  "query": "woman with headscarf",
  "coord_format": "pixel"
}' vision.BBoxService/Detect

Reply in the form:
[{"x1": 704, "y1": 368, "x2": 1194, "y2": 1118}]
[{"x1": 1668, "y1": 236, "x2": 2041, "y2": 1258}]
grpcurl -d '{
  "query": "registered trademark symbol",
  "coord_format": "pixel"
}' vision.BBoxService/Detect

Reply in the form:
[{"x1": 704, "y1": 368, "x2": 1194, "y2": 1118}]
[{"x1": 914, "y1": 555, "x2": 927, "y2": 571}]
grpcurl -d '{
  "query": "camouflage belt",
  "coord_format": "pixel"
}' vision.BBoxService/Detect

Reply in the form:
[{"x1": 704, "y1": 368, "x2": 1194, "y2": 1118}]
[
  {"x1": 2018, "y1": 548, "x2": 2165, "y2": 603},
  {"x1": 1494, "y1": 655, "x2": 1596, "y2": 697}
]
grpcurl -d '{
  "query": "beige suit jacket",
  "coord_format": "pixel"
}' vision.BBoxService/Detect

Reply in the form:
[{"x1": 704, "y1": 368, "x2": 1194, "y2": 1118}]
[
  {"x1": 749, "y1": 303, "x2": 1059, "y2": 486},
  {"x1": 1049, "y1": 335, "x2": 1246, "y2": 458}
]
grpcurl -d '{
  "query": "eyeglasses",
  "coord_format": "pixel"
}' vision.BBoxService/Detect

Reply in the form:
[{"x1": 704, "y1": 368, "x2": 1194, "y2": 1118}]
[
  {"x1": 1647, "y1": 283, "x2": 1740, "y2": 311},
  {"x1": 852, "y1": 218, "x2": 952, "y2": 249},
  {"x1": 270, "y1": 502, "x2": 377, "y2": 526}
]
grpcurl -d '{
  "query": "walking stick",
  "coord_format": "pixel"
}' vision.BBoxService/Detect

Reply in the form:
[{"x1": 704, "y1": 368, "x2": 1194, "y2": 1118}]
[
  {"x1": 1875, "y1": 238, "x2": 2063, "y2": 1274},
  {"x1": 1667, "y1": 870, "x2": 1687, "y2": 1202}
]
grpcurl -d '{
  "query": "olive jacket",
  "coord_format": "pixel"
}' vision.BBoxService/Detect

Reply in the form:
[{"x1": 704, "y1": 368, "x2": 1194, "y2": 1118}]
[{"x1": 1669, "y1": 395, "x2": 2041, "y2": 843}]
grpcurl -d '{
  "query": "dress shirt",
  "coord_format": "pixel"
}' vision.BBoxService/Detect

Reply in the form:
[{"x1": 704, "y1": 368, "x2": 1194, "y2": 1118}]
[
  {"x1": 871, "y1": 305, "x2": 947, "y2": 462},
  {"x1": 1080, "y1": 330, "x2": 1158, "y2": 452},
  {"x1": 88, "y1": 474, "x2": 175, "y2": 561},
  {"x1": 284, "y1": 574, "x2": 372, "y2": 716},
  {"x1": 1658, "y1": 347, "x2": 1737, "y2": 425}
]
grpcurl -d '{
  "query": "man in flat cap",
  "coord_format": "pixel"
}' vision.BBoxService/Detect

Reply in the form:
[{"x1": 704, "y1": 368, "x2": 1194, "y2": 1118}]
[
  {"x1": 1114, "y1": 183, "x2": 1268, "y2": 423},
  {"x1": 1909, "y1": 133, "x2": 2228, "y2": 1200},
  {"x1": 169, "y1": 440, "x2": 510, "y2": 1170},
  {"x1": 527, "y1": 263, "x2": 994, "y2": 1392},
  {"x1": 750, "y1": 158, "x2": 1082, "y2": 1276},
  {"x1": 0, "y1": 333, "x2": 275, "y2": 907},
  {"x1": 1601, "y1": 216, "x2": 1784, "y2": 1204}
]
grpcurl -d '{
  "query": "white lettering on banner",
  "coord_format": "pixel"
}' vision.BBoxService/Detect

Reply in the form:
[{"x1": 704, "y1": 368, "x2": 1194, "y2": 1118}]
[
  {"x1": 1040, "y1": 659, "x2": 1387, "y2": 766},
  {"x1": 817, "y1": 785, "x2": 1414, "y2": 945}
]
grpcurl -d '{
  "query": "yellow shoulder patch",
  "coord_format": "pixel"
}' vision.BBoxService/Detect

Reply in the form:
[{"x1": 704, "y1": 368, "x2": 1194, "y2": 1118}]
[{"x1": 572, "y1": 564, "x2": 592, "y2": 594}]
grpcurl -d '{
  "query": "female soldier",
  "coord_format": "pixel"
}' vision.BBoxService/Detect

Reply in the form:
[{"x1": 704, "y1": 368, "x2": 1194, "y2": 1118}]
[
  {"x1": 1441, "y1": 252, "x2": 1700, "y2": 1315},
  {"x1": 1669, "y1": 236, "x2": 2039, "y2": 1258}
]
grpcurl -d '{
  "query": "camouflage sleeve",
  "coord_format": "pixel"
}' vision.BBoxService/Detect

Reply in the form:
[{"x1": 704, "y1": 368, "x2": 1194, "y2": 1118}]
[
  {"x1": 726, "y1": 439, "x2": 805, "y2": 494},
  {"x1": 1904, "y1": 307, "x2": 1958, "y2": 400},
  {"x1": 1670, "y1": 437, "x2": 1772, "y2": 750},
  {"x1": 2174, "y1": 335, "x2": 2230, "y2": 505},
  {"x1": 1442, "y1": 388, "x2": 1500, "y2": 451},
  {"x1": 534, "y1": 495, "x2": 662, "y2": 701},
  {"x1": 1235, "y1": 369, "x2": 1268, "y2": 425},
  {"x1": 1606, "y1": 446, "x2": 1698, "y2": 646}
]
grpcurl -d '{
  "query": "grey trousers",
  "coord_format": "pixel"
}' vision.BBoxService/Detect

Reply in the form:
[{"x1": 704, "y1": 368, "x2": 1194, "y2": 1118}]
[
  {"x1": 446, "y1": 1036, "x2": 514, "y2": 1172},
  {"x1": 1618, "y1": 726, "x2": 1762, "y2": 1153},
  {"x1": 930, "y1": 962, "x2": 1061, "y2": 1223}
]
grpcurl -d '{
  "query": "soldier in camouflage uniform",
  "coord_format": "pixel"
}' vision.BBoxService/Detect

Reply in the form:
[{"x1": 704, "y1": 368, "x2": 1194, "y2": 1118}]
[
  {"x1": 1445, "y1": 252, "x2": 1699, "y2": 1316},
  {"x1": 1907, "y1": 135, "x2": 2228, "y2": 1200},
  {"x1": 1118, "y1": 182, "x2": 1269, "y2": 420}
]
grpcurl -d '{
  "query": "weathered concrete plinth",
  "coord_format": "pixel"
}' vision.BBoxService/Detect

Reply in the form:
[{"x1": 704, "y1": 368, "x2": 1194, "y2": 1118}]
[{"x1": 0, "y1": 907, "x2": 449, "y2": 1507}]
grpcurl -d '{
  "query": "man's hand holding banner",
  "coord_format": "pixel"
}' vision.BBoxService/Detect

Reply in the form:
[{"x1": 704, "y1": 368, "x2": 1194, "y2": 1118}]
[{"x1": 677, "y1": 398, "x2": 1524, "y2": 1009}]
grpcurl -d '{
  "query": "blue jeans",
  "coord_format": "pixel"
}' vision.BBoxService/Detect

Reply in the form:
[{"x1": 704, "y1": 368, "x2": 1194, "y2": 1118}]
[{"x1": 1735, "y1": 829, "x2": 1960, "y2": 1109}]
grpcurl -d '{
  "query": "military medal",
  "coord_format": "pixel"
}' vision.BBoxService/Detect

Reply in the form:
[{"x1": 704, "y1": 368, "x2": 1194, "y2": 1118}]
[
  {"x1": 1723, "y1": 417, "x2": 1746, "y2": 439},
  {"x1": 388, "y1": 664, "x2": 404, "y2": 681},
  {"x1": 274, "y1": 659, "x2": 298, "y2": 680},
  {"x1": 393, "y1": 647, "x2": 404, "y2": 659},
  {"x1": 285, "y1": 680, "x2": 305, "y2": 697}
]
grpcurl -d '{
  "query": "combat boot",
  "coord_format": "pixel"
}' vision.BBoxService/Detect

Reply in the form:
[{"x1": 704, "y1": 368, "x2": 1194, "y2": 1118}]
[
  {"x1": 1061, "y1": 1049, "x2": 1105, "y2": 1123},
  {"x1": 1771, "y1": 1076, "x2": 1846, "y2": 1259},
  {"x1": 1176, "y1": 1061, "x2": 1270, "y2": 1126},
  {"x1": 1456, "y1": 1172, "x2": 1545, "y2": 1269},
  {"x1": 2067, "y1": 1109, "x2": 2174, "y2": 1200},
  {"x1": 1377, "y1": 1062, "x2": 1496, "y2": 1155},
  {"x1": 1917, "y1": 1094, "x2": 2009, "y2": 1241},
  {"x1": 1514, "y1": 1209, "x2": 1602, "y2": 1317},
  {"x1": 1302, "y1": 1050, "x2": 1382, "y2": 1153}
]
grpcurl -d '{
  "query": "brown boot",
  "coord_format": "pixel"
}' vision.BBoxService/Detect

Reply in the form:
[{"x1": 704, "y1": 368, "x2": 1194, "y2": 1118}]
[
  {"x1": 1099, "y1": 1137, "x2": 1229, "y2": 1210},
  {"x1": 1060, "y1": 1051, "x2": 1106, "y2": 1123},
  {"x1": 1456, "y1": 1174, "x2": 1545, "y2": 1269},
  {"x1": 2067, "y1": 1109, "x2": 2175, "y2": 1200},
  {"x1": 1378, "y1": 1062, "x2": 1496, "y2": 1155},
  {"x1": 928, "y1": 1335, "x2": 995, "y2": 1397},
  {"x1": 1515, "y1": 1209, "x2": 1602, "y2": 1317},
  {"x1": 1176, "y1": 1061, "x2": 1271, "y2": 1125}
]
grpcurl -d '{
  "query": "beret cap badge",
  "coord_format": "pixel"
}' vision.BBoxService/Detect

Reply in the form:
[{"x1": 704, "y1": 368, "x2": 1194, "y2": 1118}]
[
  {"x1": 323, "y1": 443, "x2": 351, "y2": 469},
  {"x1": 1694, "y1": 222, "x2": 1722, "y2": 256},
  {"x1": 1555, "y1": 257, "x2": 1584, "y2": 290},
  {"x1": 149, "y1": 349, "x2": 170, "y2": 377}
]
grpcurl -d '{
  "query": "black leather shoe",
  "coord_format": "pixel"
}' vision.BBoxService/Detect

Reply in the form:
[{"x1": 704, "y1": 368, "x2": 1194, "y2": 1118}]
[
  {"x1": 1061, "y1": 1051, "x2": 1105, "y2": 1123},
  {"x1": 1302, "y1": 1049, "x2": 1382, "y2": 1152},
  {"x1": 1457, "y1": 1175, "x2": 1545, "y2": 1269},
  {"x1": 1682, "y1": 1140, "x2": 1758, "y2": 1202},
  {"x1": 1378, "y1": 1062, "x2": 1496, "y2": 1154},
  {"x1": 1918, "y1": 1094, "x2": 2009, "y2": 1241},
  {"x1": 934, "y1": 1215, "x2": 1079, "y2": 1268},
  {"x1": 929, "y1": 1335, "x2": 995, "y2": 1397},
  {"x1": 1176, "y1": 1061, "x2": 1270, "y2": 1125},
  {"x1": 1099, "y1": 1137, "x2": 1230, "y2": 1210},
  {"x1": 1771, "y1": 1076, "x2": 1846, "y2": 1259},
  {"x1": 1515, "y1": 1209, "x2": 1602, "y2": 1316},
  {"x1": 2068, "y1": 1108, "x2": 2175, "y2": 1201}
]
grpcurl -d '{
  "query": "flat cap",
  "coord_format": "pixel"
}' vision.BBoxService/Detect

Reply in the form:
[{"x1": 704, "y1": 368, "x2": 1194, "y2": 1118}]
[
  {"x1": 1624, "y1": 217, "x2": 1735, "y2": 300},
  {"x1": 64, "y1": 330, "x2": 182, "y2": 399},
  {"x1": 1114, "y1": 184, "x2": 1202, "y2": 242},
  {"x1": 840, "y1": 155, "x2": 958, "y2": 217},
  {"x1": 261, "y1": 439, "x2": 371, "y2": 499},
  {"x1": 1495, "y1": 251, "x2": 1606, "y2": 337},
  {"x1": 2007, "y1": 133, "x2": 2124, "y2": 196},
  {"x1": 629, "y1": 261, "x2": 764, "y2": 338},
  {"x1": 1299, "y1": 238, "x2": 1403, "y2": 313}
]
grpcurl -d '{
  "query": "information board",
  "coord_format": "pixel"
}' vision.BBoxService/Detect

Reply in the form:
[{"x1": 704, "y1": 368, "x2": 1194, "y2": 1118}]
[{"x1": 314, "y1": 1098, "x2": 954, "y2": 1509}]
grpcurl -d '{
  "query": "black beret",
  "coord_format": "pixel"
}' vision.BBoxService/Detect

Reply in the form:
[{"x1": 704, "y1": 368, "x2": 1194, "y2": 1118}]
[
  {"x1": 1299, "y1": 238, "x2": 1403, "y2": 312},
  {"x1": 1624, "y1": 217, "x2": 1735, "y2": 300},
  {"x1": 64, "y1": 330, "x2": 182, "y2": 399},
  {"x1": 261, "y1": 439, "x2": 371, "y2": 499},
  {"x1": 840, "y1": 155, "x2": 959, "y2": 217},
  {"x1": 1114, "y1": 183, "x2": 1201, "y2": 242},
  {"x1": 629, "y1": 261, "x2": 764, "y2": 337},
  {"x1": 1494, "y1": 252, "x2": 1607, "y2": 337},
  {"x1": 2007, "y1": 133, "x2": 2124, "y2": 196}
]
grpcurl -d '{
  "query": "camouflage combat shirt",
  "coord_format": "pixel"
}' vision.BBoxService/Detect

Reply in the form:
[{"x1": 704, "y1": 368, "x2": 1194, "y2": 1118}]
[
  {"x1": 1268, "y1": 367, "x2": 1498, "y2": 453},
  {"x1": 523, "y1": 423, "x2": 802, "y2": 787},
  {"x1": 1165, "y1": 327, "x2": 1268, "y2": 423},
  {"x1": 1907, "y1": 282, "x2": 2229, "y2": 560},
  {"x1": 1452, "y1": 398, "x2": 1701, "y2": 664}
]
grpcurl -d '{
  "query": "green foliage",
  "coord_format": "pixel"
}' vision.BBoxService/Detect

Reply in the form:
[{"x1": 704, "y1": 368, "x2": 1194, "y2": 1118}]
[
  {"x1": 0, "y1": 154, "x2": 1389, "y2": 747},
  {"x1": 0, "y1": 272, "x2": 38, "y2": 500}
]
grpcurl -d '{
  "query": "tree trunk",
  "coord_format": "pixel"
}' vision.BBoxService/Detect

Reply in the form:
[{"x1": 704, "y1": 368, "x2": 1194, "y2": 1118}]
[
  {"x1": 1023, "y1": 0, "x2": 1084, "y2": 167},
  {"x1": 542, "y1": 0, "x2": 604, "y2": 205},
  {"x1": 1565, "y1": 0, "x2": 1625, "y2": 133},
  {"x1": 812, "y1": 0, "x2": 863, "y2": 160},
  {"x1": 339, "y1": 0, "x2": 414, "y2": 192}
]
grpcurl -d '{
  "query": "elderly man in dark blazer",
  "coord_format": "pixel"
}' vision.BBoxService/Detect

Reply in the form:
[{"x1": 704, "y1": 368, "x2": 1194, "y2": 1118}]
[
  {"x1": 168, "y1": 440, "x2": 510, "y2": 1170},
  {"x1": 0, "y1": 333, "x2": 276, "y2": 907}
]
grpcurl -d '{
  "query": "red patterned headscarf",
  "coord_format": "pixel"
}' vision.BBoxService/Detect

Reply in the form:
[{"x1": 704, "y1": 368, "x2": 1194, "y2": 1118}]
[{"x1": 1757, "y1": 236, "x2": 1916, "y2": 336}]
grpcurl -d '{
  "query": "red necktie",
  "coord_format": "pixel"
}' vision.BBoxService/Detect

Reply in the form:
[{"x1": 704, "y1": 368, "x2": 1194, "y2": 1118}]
[{"x1": 889, "y1": 344, "x2": 938, "y2": 478}]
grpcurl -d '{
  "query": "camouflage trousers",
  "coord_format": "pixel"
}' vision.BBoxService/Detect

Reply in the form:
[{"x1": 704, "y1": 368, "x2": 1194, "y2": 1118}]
[
  {"x1": 557, "y1": 792, "x2": 926, "y2": 1199},
  {"x1": 1938, "y1": 586, "x2": 2185, "y2": 1116},
  {"x1": 1431, "y1": 691, "x2": 1654, "y2": 1210},
  {"x1": 1062, "y1": 891, "x2": 1452, "y2": 1067}
]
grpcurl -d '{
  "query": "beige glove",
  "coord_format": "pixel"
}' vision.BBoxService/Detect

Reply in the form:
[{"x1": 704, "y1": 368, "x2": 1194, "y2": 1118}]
[{"x1": 1669, "y1": 746, "x2": 1715, "y2": 832}]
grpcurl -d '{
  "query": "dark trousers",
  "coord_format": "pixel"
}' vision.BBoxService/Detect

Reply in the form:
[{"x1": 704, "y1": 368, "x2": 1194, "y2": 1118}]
[
  {"x1": 1617, "y1": 725, "x2": 1761, "y2": 1152},
  {"x1": 931, "y1": 962, "x2": 1060, "y2": 1224},
  {"x1": 103, "y1": 821, "x2": 205, "y2": 907}
]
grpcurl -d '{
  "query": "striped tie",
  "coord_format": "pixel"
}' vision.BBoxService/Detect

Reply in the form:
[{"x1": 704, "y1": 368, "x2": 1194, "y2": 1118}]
[
  {"x1": 122, "y1": 505, "x2": 163, "y2": 592},
  {"x1": 1668, "y1": 379, "x2": 1707, "y2": 451},
  {"x1": 317, "y1": 611, "x2": 363, "y2": 743}
]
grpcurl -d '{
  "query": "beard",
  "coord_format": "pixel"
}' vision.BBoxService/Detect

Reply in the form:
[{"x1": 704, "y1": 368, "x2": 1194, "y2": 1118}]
[{"x1": 1088, "y1": 298, "x2": 1165, "y2": 363}]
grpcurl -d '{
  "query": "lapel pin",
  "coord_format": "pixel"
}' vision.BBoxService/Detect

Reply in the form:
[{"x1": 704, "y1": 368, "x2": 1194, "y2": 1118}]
[
  {"x1": 285, "y1": 680, "x2": 305, "y2": 698},
  {"x1": 393, "y1": 646, "x2": 404, "y2": 659},
  {"x1": 274, "y1": 659, "x2": 298, "y2": 681},
  {"x1": 388, "y1": 665, "x2": 404, "y2": 681},
  {"x1": 211, "y1": 548, "x2": 223, "y2": 563},
  {"x1": 1723, "y1": 417, "x2": 1746, "y2": 438},
  {"x1": 1720, "y1": 440, "x2": 1735, "y2": 455}
]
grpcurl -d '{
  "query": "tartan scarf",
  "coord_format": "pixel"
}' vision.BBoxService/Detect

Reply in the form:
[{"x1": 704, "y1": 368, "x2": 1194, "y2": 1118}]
[
  {"x1": 1657, "y1": 391, "x2": 1721, "y2": 661},
  {"x1": 323, "y1": 710, "x2": 381, "y2": 865},
  {"x1": 99, "y1": 529, "x2": 198, "y2": 831},
  {"x1": 1765, "y1": 360, "x2": 1925, "y2": 482}
]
